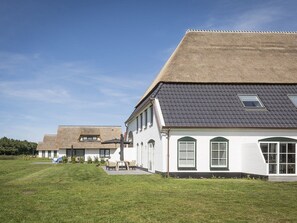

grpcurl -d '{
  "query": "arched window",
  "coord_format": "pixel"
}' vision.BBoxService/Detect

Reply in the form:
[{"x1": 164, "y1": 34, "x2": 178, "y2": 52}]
[
  {"x1": 177, "y1": 137, "x2": 196, "y2": 170},
  {"x1": 210, "y1": 137, "x2": 229, "y2": 170},
  {"x1": 128, "y1": 131, "x2": 133, "y2": 148}
]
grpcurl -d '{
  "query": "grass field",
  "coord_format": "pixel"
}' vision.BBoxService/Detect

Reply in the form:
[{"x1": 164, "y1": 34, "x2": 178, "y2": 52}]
[{"x1": 0, "y1": 159, "x2": 297, "y2": 223}]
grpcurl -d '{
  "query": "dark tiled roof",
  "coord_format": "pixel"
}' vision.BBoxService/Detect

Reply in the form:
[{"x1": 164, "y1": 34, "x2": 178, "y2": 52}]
[{"x1": 156, "y1": 83, "x2": 297, "y2": 128}]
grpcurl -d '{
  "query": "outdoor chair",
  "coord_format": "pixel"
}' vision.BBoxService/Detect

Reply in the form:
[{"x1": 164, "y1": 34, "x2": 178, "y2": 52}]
[
  {"x1": 75, "y1": 157, "x2": 80, "y2": 163},
  {"x1": 106, "y1": 160, "x2": 117, "y2": 171},
  {"x1": 129, "y1": 160, "x2": 137, "y2": 170}
]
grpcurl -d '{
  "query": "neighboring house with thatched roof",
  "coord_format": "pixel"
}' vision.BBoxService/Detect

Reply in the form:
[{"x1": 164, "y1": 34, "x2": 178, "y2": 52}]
[
  {"x1": 56, "y1": 125, "x2": 126, "y2": 161},
  {"x1": 37, "y1": 125, "x2": 136, "y2": 161},
  {"x1": 125, "y1": 30, "x2": 297, "y2": 181},
  {"x1": 37, "y1": 134, "x2": 58, "y2": 158}
]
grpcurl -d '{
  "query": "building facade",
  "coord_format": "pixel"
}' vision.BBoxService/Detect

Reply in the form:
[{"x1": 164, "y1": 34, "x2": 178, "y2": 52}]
[{"x1": 125, "y1": 30, "x2": 297, "y2": 180}]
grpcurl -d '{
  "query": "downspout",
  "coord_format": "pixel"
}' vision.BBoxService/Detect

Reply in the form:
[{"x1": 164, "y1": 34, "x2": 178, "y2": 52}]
[{"x1": 166, "y1": 128, "x2": 170, "y2": 178}]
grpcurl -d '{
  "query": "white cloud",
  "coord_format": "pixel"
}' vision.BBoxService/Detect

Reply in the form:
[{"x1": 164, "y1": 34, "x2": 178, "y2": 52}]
[
  {"x1": 231, "y1": 7, "x2": 283, "y2": 30},
  {"x1": 204, "y1": 2, "x2": 286, "y2": 31},
  {"x1": 0, "y1": 81, "x2": 71, "y2": 103}
]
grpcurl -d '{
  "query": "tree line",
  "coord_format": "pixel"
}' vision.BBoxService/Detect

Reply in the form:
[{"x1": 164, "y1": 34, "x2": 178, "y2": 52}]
[{"x1": 0, "y1": 137, "x2": 37, "y2": 155}]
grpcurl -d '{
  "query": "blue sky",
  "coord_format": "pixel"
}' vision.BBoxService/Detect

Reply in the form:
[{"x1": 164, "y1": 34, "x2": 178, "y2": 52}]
[{"x1": 1, "y1": 0, "x2": 297, "y2": 142}]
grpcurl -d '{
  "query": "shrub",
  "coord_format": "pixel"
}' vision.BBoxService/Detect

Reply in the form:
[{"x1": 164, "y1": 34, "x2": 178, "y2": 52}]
[
  {"x1": 94, "y1": 156, "x2": 99, "y2": 165},
  {"x1": 62, "y1": 156, "x2": 68, "y2": 163},
  {"x1": 0, "y1": 155, "x2": 17, "y2": 160},
  {"x1": 100, "y1": 158, "x2": 106, "y2": 165},
  {"x1": 79, "y1": 156, "x2": 85, "y2": 163},
  {"x1": 87, "y1": 156, "x2": 92, "y2": 164},
  {"x1": 71, "y1": 156, "x2": 76, "y2": 164}
]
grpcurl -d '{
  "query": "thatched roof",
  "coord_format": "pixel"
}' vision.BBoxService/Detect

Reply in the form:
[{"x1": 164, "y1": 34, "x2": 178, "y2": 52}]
[
  {"x1": 56, "y1": 125, "x2": 122, "y2": 149},
  {"x1": 37, "y1": 134, "x2": 57, "y2": 151},
  {"x1": 141, "y1": 30, "x2": 297, "y2": 102}
]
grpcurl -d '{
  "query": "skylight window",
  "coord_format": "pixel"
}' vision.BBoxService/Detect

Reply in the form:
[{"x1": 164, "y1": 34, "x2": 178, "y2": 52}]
[
  {"x1": 238, "y1": 95, "x2": 265, "y2": 108},
  {"x1": 288, "y1": 95, "x2": 297, "y2": 108}
]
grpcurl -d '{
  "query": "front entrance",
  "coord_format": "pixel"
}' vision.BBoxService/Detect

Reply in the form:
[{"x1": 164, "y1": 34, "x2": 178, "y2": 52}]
[
  {"x1": 260, "y1": 141, "x2": 296, "y2": 175},
  {"x1": 148, "y1": 140, "x2": 155, "y2": 172}
]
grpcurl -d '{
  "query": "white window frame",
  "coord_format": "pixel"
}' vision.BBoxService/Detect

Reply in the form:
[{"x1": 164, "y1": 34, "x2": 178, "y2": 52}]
[
  {"x1": 238, "y1": 94, "x2": 265, "y2": 109},
  {"x1": 288, "y1": 94, "x2": 297, "y2": 108},
  {"x1": 210, "y1": 142, "x2": 228, "y2": 168},
  {"x1": 260, "y1": 141, "x2": 296, "y2": 175},
  {"x1": 177, "y1": 137, "x2": 196, "y2": 170}
]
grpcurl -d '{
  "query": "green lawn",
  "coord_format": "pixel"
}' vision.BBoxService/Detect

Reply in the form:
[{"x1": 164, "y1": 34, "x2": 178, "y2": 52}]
[{"x1": 0, "y1": 159, "x2": 296, "y2": 222}]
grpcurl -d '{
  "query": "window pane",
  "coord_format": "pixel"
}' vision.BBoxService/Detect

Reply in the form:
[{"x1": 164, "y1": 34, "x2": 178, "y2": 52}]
[
  {"x1": 260, "y1": 143, "x2": 268, "y2": 153},
  {"x1": 212, "y1": 159, "x2": 219, "y2": 166},
  {"x1": 269, "y1": 154, "x2": 276, "y2": 163},
  {"x1": 105, "y1": 150, "x2": 110, "y2": 156},
  {"x1": 288, "y1": 143, "x2": 296, "y2": 153},
  {"x1": 187, "y1": 142, "x2": 195, "y2": 151},
  {"x1": 179, "y1": 159, "x2": 187, "y2": 166},
  {"x1": 288, "y1": 154, "x2": 295, "y2": 163},
  {"x1": 179, "y1": 142, "x2": 186, "y2": 151},
  {"x1": 269, "y1": 144, "x2": 277, "y2": 153},
  {"x1": 279, "y1": 164, "x2": 287, "y2": 174},
  {"x1": 243, "y1": 101, "x2": 261, "y2": 107},
  {"x1": 180, "y1": 151, "x2": 187, "y2": 159},
  {"x1": 269, "y1": 164, "x2": 277, "y2": 174},
  {"x1": 219, "y1": 151, "x2": 226, "y2": 159},
  {"x1": 279, "y1": 154, "x2": 286, "y2": 163},
  {"x1": 288, "y1": 164, "x2": 295, "y2": 174},
  {"x1": 280, "y1": 143, "x2": 287, "y2": 153},
  {"x1": 186, "y1": 160, "x2": 195, "y2": 167},
  {"x1": 219, "y1": 142, "x2": 226, "y2": 150},
  {"x1": 150, "y1": 106, "x2": 154, "y2": 125},
  {"x1": 212, "y1": 143, "x2": 219, "y2": 151},
  {"x1": 219, "y1": 159, "x2": 227, "y2": 166},
  {"x1": 212, "y1": 151, "x2": 218, "y2": 159},
  {"x1": 288, "y1": 95, "x2": 297, "y2": 107},
  {"x1": 187, "y1": 151, "x2": 195, "y2": 158}
]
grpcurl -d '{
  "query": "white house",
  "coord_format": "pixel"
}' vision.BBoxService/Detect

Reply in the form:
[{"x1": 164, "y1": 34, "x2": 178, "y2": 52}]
[
  {"x1": 125, "y1": 30, "x2": 297, "y2": 181},
  {"x1": 37, "y1": 125, "x2": 136, "y2": 161},
  {"x1": 37, "y1": 134, "x2": 58, "y2": 158}
]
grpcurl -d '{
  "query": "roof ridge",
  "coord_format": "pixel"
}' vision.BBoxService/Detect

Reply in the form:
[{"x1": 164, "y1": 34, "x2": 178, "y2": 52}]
[
  {"x1": 186, "y1": 29, "x2": 297, "y2": 34},
  {"x1": 58, "y1": 125, "x2": 121, "y2": 127}
]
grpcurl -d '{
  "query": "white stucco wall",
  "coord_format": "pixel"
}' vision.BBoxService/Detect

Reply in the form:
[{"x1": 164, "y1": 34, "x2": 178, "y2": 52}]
[
  {"x1": 38, "y1": 150, "x2": 58, "y2": 158},
  {"x1": 55, "y1": 147, "x2": 135, "y2": 162},
  {"x1": 126, "y1": 102, "x2": 163, "y2": 172},
  {"x1": 167, "y1": 128, "x2": 297, "y2": 175}
]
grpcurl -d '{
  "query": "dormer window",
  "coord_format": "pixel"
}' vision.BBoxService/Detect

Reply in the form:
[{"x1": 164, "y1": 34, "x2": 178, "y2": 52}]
[
  {"x1": 288, "y1": 95, "x2": 297, "y2": 108},
  {"x1": 238, "y1": 95, "x2": 265, "y2": 109},
  {"x1": 79, "y1": 135, "x2": 100, "y2": 142}
]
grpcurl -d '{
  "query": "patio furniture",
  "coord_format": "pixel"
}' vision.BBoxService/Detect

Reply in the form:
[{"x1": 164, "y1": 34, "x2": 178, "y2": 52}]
[
  {"x1": 129, "y1": 160, "x2": 137, "y2": 170},
  {"x1": 117, "y1": 161, "x2": 129, "y2": 171},
  {"x1": 106, "y1": 160, "x2": 117, "y2": 171}
]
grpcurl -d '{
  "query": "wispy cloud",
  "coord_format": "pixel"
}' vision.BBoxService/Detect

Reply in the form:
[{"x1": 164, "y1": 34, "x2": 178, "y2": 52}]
[
  {"x1": 231, "y1": 6, "x2": 283, "y2": 30},
  {"x1": 204, "y1": 2, "x2": 287, "y2": 31},
  {"x1": 0, "y1": 81, "x2": 71, "y2": 103},
  {"x1": 0, "y1": 51, "x2": 146, "y2": 141}
]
